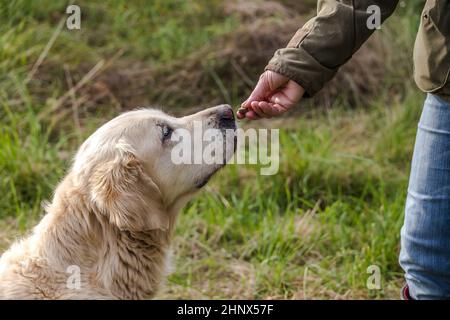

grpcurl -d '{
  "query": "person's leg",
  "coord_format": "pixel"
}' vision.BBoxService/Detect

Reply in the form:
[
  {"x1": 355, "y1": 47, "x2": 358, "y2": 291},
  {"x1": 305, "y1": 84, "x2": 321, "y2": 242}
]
[{"x1": 400, "y1": 93, "x2": 450, "y2": 299}]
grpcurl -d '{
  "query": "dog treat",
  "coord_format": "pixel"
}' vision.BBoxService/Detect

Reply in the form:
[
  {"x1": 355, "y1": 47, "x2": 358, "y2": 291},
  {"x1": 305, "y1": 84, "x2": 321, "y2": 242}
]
[{"x1": 237, "y1": 107, "x2": 249, "y2": 114}]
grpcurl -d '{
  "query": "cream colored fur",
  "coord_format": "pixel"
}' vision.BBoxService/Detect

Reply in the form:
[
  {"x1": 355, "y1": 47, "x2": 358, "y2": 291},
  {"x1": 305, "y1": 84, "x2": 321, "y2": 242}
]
[{"x1": 0, "y1": 106, "x2": 235, "y2": 299}]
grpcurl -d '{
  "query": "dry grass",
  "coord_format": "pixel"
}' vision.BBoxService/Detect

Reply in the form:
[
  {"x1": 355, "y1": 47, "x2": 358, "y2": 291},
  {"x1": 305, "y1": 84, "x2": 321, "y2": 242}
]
[{"x1": 23, "y1": 0, "x2": 391, "y2": 122}]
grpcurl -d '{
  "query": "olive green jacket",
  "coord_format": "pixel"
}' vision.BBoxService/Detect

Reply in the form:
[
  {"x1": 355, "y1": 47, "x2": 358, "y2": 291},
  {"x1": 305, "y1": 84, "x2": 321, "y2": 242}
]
[{"x1": 266, "y1": 0, "x2": 450, "y2": 101}]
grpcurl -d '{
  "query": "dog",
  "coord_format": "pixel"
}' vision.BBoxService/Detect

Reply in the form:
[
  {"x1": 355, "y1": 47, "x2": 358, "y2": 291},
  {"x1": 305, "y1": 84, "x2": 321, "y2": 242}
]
[{"x1": 0, "y1": 105, "x2": 236, "y2": 299}]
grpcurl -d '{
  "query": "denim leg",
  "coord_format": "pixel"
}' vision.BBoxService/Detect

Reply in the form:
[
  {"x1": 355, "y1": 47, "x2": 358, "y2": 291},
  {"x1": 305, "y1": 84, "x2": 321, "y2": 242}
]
[{"x1": 400, "y1": 94, "x2": 450, "y2": 299}]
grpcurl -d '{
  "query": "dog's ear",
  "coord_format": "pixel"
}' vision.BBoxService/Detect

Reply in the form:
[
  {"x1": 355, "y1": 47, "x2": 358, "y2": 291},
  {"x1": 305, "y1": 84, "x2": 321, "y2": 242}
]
[{"x1": 90, "y1": 151, "x2": 169, "y2": 231}]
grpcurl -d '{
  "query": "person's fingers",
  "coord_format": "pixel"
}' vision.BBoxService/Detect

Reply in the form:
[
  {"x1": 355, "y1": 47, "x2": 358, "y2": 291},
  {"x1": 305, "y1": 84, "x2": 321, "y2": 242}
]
[
  {"x1": 241, "y1": 70, "x2": 285, "y2": 108},
  {"x1": 262, "y1": 101, "x2": 290, "y2": 117},
  {"x1": 272, "y1": 103, "x2": 289, "y2": 114},
  {"x1": 236, "y1": 110, "x2": 246, "y2": 119},
  {"x1": 253, "y1": 104, "x2": 271, "y2": 118},
  {"x1": 241, "y1": 71, "x2": 302, "y2": 111},
  {"x1": 269, "y1": 80, "x2": 304, "y2": 109},
  {"x1": 269, "y1": 92, "x2": 295, "y2": 110},
  {"x1": 255, "y1": 102, "x2": 271, "y2": 118},
  {"x1": 245, "y1": 110, "x2": 260, "y2": 120},
  {"x1": 250, "y1": 101, "x2": 267, "y2": 118},
  {"x1": 256, "y1": 101, "x2": 275, "y2": 118},
  {"x1": 240, "y1": 97, "x2": 250, "y2": 109},
  {"x1": 242, "y1": 76, "x2": 268, "y2": 108},
  {"x1": 239, "y1": 101, "x2": 287, "y2": 120},
  {"x1": 250, "y1": 101, "x2": 258, "y2": 108},
  {"x1": 267, "y1": 71, "x2": 289, "y2": 91}
]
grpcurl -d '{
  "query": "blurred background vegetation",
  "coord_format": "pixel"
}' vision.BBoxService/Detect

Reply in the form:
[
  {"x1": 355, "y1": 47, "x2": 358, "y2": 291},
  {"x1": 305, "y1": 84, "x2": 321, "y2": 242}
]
[{"x1": 0, "y1": 0, "x2": 427, "y2": 298}]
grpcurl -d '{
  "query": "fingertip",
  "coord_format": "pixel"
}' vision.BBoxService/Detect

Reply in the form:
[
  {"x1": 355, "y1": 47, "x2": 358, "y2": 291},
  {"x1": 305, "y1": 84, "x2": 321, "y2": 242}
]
[
  {"x1": 257, "y1": 102, "x2": 275, "y2": 118},
  {"x1": 258, "y1": 101, "x2": 269, "y2": 109},
  {"x1": 246, "y1": 111, "x2": 259, "y2": 120},
  {"x1": 273, "y1": 103, "x2": 286, "y2": 112},
  {"x1": 252, "y1": 105, "x2": 267, "y2": 118}
]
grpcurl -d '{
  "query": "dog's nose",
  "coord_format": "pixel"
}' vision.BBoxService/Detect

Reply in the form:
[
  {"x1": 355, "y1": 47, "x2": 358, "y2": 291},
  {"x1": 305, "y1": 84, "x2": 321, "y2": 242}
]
[
  {"x1": 218, "y1": 105, "x2": 234, "y2": 121},
  {"x1": 217, "y1": 105, "x2": 236, "y2": 129}
]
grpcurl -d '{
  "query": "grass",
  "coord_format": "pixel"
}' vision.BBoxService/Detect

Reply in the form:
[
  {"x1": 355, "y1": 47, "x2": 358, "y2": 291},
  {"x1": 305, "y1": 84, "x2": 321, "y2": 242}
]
[{"x1": 0, "y1": 0, "x2": 426, "y2": 299}]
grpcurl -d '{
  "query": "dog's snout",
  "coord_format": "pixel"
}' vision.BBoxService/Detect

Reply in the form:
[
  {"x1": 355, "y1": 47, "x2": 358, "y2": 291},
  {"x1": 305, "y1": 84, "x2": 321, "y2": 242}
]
[
  {"x1": 216, "y1": 105, "x2": 235, "y2": 129},
  {"x1": 218, "y1": 105, "x2": 234, "y2": 121}
]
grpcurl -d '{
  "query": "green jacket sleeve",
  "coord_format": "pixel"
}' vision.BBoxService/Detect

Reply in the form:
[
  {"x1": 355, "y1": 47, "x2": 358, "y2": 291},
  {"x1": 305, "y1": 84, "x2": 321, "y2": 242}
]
[{"x1": 265, "y1": 0, "x2": 399, "y2": 97}]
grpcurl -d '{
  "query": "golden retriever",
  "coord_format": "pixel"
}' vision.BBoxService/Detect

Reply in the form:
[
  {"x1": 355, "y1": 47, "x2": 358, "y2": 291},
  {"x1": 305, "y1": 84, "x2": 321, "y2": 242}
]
[{"x1": 0, "y1": 105, "x2": 236, "y2": 299}]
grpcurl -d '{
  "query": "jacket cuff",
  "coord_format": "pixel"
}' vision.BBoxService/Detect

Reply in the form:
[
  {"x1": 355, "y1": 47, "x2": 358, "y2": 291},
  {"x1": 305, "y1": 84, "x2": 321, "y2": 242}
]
[{"x1": 265, "y1": 47, "x2": 338, "y2": 98}]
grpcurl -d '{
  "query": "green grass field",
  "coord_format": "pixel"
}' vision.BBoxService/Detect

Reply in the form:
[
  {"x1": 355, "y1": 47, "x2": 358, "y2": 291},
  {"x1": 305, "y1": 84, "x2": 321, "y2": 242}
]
[{"x1": 0, "y1": 0, "x2": 427, "y2": 299}]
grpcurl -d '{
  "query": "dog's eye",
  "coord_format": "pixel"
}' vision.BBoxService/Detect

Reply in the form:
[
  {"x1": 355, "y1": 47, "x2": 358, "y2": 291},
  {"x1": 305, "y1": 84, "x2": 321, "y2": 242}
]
[{"x1": 161, "y1": 125, "x2": 173, "y2": 140}]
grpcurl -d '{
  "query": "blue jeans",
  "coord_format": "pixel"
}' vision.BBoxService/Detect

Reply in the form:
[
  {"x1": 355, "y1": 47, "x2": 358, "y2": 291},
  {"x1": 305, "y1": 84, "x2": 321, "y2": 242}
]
[{"x1": 400, "y1": 94, "x2": 450, "y2": 299}]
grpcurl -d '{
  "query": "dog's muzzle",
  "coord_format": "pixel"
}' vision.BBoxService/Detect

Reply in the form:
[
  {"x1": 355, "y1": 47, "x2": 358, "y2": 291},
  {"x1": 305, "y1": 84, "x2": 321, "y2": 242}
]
[{"x1": 216, "y1": 104, "x2": 236, "y2": 130}]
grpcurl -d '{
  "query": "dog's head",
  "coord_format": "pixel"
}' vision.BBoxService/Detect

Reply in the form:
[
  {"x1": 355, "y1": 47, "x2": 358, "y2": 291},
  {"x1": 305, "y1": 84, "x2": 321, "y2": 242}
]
[{"x1": 72, "y1": 105, "x2": 236, "y2": 231}]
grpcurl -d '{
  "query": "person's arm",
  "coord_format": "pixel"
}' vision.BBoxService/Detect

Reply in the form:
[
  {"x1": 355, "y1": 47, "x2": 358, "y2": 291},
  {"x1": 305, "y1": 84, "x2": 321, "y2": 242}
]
[{"x1": 239, "y1": 0, "x2": 399, "y2": 120}]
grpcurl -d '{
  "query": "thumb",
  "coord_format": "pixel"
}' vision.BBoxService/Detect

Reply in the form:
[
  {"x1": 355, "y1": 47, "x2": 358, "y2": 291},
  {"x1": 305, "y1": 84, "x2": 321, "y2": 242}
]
[{"x1": 241, "y1": 76, "x2": 269, "y2": 109}]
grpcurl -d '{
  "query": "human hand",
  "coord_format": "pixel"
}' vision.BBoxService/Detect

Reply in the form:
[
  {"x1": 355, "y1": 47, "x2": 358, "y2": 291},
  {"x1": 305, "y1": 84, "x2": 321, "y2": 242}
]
[{"x1": 237, "y1": 70, "x2": 305, "y2": 120}]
